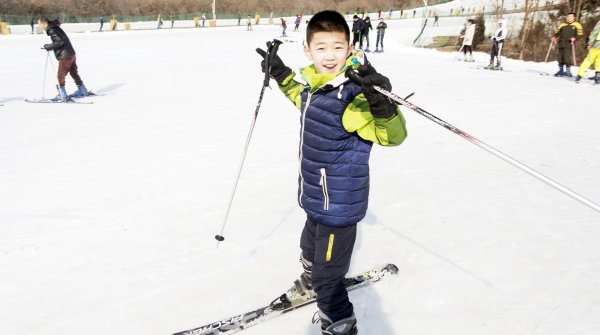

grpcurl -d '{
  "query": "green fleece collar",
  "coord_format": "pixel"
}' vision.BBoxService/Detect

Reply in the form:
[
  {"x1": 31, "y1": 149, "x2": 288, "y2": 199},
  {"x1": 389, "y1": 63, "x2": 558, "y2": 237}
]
[{"x1": 299, "y1": 50, "x2": 365, "y2": 92}]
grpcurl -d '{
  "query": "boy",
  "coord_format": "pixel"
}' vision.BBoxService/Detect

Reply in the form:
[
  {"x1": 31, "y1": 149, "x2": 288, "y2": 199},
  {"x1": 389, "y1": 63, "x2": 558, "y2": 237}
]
[
  {"x1": 256, "y1": 10, "x2": 407, "y2": 335},
  {"x1": 39, "y1": 17, "x2": 88, "y2": 102}
]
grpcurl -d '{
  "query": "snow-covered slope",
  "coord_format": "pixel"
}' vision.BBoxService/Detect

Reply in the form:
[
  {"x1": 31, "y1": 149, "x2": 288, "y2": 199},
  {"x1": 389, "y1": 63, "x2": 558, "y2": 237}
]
[{"x1": 1, "y1": 12, "x2": 599, "y2": 335}]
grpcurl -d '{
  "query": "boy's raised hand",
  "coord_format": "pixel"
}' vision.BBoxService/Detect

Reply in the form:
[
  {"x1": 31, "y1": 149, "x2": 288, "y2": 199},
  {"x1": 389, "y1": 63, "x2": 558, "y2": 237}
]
[
  {"x1": 346, "y1": 63, "x2": 397, "y2": 119},
  {"x1": 256, "y1": 41, "x2": 292, "y2": 85}
]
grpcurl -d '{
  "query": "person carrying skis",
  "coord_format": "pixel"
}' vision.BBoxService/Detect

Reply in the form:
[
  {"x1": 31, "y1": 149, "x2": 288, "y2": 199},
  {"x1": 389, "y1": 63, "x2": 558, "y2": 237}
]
[
  {"x1": 575, "y1": 19, "x2": 600, "y2": 84},
  {"x1": 551, "y1": 12, "x2": 583, "y2": 77},
  {"x1": 38, "y1": 16, "x2": 88, "y2": 102},
  {"x1": 256, "y1": 10, "x2": 407, "y2": 335},
  {"x1": 485, "y1": 18, "x2": 507, "y2": 70},
  {"x1": 461, "y1": 18, "x2": 476, "y2": 62},
  {"x1": 374, "y1": 17, "x2": 387, "y2": 53},
  {"x1": 351, "y1": 15, "x2": 364, "y2": 49},
  {"x1": 361, "y1": 16, "x2": 373, "y2": 52}
]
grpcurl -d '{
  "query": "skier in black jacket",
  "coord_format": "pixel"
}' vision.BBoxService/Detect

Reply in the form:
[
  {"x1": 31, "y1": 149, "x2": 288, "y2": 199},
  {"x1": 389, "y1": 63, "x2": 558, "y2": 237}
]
[{"x1": 38, "y1": 17, "x2": 88, "y2": 102}]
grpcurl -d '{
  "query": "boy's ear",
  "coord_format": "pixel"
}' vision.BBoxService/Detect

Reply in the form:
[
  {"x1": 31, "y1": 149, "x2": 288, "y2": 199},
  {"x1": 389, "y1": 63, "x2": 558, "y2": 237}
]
[{"x1": 303, "y1": 42, "x2": 313, "y2": 61}]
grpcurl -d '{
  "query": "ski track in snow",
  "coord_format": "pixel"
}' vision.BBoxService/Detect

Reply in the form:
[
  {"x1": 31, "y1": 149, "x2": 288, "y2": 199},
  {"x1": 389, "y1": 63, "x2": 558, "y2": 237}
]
[{"x1": 1, "y1": 4, "x2": 600, "y2": 335}]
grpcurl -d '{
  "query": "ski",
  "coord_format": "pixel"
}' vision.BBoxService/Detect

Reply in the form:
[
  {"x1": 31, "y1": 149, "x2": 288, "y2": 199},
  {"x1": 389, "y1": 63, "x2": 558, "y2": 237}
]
[
  {"x1": 68, "y1": 90, "x2": 105, "y2": 98},
  {"x1": 25, "y1": 98, "x2": 93, "y2": 104},
  {"x1": 172, "y1": 263, "x2": 399, "y2": 335}
]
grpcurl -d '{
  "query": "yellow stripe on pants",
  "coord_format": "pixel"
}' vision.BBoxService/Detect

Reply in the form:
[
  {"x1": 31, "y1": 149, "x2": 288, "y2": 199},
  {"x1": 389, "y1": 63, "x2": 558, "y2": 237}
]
[{"x1": 326, "y1": 234, "x2": 335, "y2": 262}]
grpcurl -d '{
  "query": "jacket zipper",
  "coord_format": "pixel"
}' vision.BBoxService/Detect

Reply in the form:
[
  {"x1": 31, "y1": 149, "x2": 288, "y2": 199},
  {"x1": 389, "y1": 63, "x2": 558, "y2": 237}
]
[
  {"x1": 319, "y1": 168, "x2": 330, "y2": 211},
  {"x1": 298, "y1": 91, "x2": 313, "y2": 206}
]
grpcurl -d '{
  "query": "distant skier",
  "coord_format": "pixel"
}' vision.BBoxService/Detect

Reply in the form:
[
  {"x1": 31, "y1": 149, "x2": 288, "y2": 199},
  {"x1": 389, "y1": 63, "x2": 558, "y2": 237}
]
[
  {"x1": 294, "y1": 15, "x2": 301, "y2": 31},
  {"x1": 575, "y1": 19, "x2": 600, "y2": 84},
  {"x1": 170, "y1": 15, "x2": 174, "y2": 28},
  {"x1": 485, "y1": 19, "x2": 507, "y2": 70},
  {"x1": 202, "y1": 14, "x2": 206, "y2": 27},
  {"x1": 281, "y1": 17, "x2": 287, "y2": 37},
  {"x1": 374, "y1": 17, "x2": 387, "y2": 53},
  {"x1": 461, "y1": 19, "x2": 476, "y2": 62},
  {"x1": 30, "y1": 17, "x2": 35, "y2": 34},
  {"x1": 38, "y1": 16, "x2": 88, "y2": 102},
  {"x1": 434, "y1": 13, "x2": 439, "y2": 26},
  {"x1": 246, "y1": 15, "x2": 252, "y2": 31},
  {"x1": 361, "y1": 17, "x2": 373, "y2": 52},
  {"x1": 99, "y1": 16, "x2": 104, "y2": 31},
  {"x1": 551, "y1": 13, "x2": 583, "y2": 77},
  {"x1": 351, "y1": 15, "x2": 364, "y2": 49},
  {"x1": 237, "y1": 13, "x2": 241, "y2": 26}
]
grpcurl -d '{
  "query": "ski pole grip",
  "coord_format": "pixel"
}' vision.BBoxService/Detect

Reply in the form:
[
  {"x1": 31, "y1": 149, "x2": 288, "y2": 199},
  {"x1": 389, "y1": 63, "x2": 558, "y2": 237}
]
[
  {"x1": 345, "y1": 67, "x2": 364, "y2": 86},
  {"x1": 263, "y1": 39, "x2": 284, "y2": 87}
]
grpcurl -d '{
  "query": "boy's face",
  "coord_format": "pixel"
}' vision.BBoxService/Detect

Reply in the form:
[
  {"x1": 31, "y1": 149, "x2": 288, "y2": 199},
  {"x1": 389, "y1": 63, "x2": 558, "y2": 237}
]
[{"x1": 304, "y1": 31, "x2": 352, "y2": 74}]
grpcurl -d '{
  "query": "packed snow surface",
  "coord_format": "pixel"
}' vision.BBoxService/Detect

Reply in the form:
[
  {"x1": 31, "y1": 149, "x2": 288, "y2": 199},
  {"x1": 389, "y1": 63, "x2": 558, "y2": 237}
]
[{"x1": 1, "y1": 7, "x2": 600, "y2": 335}]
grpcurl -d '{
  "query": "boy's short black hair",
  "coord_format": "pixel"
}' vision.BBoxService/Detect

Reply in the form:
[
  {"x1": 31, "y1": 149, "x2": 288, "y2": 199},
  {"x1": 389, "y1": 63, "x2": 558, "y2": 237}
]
[{"x1": 306, "y1": 10, "x2": 350, "y2": 45}]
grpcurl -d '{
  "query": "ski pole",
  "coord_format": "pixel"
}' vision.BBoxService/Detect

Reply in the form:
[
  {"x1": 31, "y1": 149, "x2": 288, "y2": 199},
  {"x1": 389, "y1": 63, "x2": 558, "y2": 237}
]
[
  {"x1": 571, "y1": 41, "x2": 578, "y2": 67},
  {"x1": 345, "y1": 68, "x2": 600, "y2": 213},
  {"x1": 544, "y1": 41, "x2": 553, "y2": 62},
  {"x1": 42, "y1": 51, "x2": 50, "y2": 98},
  {"x1": 215, "y1": 39, "x2": 283, "y2": 245}
]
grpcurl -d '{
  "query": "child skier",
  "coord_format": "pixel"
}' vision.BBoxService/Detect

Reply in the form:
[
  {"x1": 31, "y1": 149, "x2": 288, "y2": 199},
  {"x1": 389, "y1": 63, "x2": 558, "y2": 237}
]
[
  {"x1": 256, "y1": 10, "x2": 407, "y2": 335},
  {"x1": 39, "y1": 16, "x2": 88, "y2": 102}
]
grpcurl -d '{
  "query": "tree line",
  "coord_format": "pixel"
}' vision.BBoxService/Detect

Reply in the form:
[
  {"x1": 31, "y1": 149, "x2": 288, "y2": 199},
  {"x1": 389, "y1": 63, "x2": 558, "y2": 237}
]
[{"x1": 1, "y1": 0, "x2": 429, "y2": 17}]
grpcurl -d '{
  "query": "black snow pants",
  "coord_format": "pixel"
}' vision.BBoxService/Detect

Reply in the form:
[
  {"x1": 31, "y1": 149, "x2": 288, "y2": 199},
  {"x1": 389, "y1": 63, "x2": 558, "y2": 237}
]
[{"x1": 300, "y1": 218, "x2": 357, "y2": 322}]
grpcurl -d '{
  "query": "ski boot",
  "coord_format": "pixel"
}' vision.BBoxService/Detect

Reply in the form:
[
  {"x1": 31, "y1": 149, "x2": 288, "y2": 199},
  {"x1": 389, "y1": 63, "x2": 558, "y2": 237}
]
[
  {"x1": 554, "y1": 65, "x2": 565, "y2": 77},
  {"x1": 313, "y1": 310, "x2": 358, "y2": 335},
  {"x1": 70, "y1": 83, "x2": 88, "y2": 97},
  {"x1": 52, "y1": 85, "x2": 69, "y2": 102},
  {"x1": 270, "y1": 255, "x2": 315, "y2": 310},
  {"x1": 364, "y1": 47, "x2": 370, "y2": 53},
  {"x1": 484, "y1": 62, "x2": 494, "y2": 70},
  {"x1": 575, "y1": 75, "x2": 582, "y2": 83},
  {"x1": 467, "y1": 54, "x2": 474, "y2": 62},
  {"x1": 564, "y1": 66, "x2": 572, "y2": 77},
  {"x1": 380, "y1": 47, "x2": 384, "y2": 53},
  {"x1": 595, "y1": 72, "x2": 600, "y2": 85},
  {"x1": 374, "y1": 48, "x2": 379, "y2": 53}
]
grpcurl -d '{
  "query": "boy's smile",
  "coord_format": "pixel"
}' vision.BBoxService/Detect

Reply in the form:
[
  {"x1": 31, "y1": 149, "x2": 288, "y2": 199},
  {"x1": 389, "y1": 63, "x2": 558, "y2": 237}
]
[{"x1": 304, "y1": 31, "x2": 352, "y2": 74}]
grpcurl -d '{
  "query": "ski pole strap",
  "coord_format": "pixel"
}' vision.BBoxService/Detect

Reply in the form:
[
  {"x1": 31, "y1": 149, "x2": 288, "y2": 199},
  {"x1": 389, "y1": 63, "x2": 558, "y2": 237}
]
[{"x1": 263, "y1": 39, "x2": 283, "y2": 87}]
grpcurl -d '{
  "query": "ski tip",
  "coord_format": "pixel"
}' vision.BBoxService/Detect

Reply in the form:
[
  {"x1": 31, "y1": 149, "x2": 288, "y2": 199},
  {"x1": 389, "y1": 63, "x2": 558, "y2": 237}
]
[{"x1": 385, "y1": 264, "x2": 399, "y2": 274}]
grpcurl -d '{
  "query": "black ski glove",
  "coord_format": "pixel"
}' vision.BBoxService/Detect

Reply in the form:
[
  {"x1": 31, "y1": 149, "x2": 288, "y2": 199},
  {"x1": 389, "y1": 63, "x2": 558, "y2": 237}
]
[
  {"x1": 346, "y1": 63, "x2": 397, "y2": 119},
  {"x1": 256, "y1": 41, "x2": 292, "y2": 85}
]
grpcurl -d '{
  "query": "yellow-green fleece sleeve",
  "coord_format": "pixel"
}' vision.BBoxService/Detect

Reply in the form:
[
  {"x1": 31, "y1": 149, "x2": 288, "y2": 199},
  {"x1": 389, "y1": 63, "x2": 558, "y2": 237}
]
[
  {"x1": 342, "y1": 93, "x2": 407, "y2": 146},
  {"x1": 277, "y1": 71, "x2": 304, "y2": 109}
]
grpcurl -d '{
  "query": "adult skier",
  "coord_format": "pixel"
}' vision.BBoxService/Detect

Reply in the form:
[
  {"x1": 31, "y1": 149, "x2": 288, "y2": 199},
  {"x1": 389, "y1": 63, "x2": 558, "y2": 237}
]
[
  {"x1": 551, "y1": 12, "x2": 583, "y2": 77},
  {"x1": 38, "y1": 16, "x2": 88, "y2": 102},
  {"x1": 575, "y1": 19, "x2": 600, "y2": 84},
  {"x1": 374, "y1": 17, "x2": 387, "y2": 53},
  {"x1": 485, "y1": 19, "x2": 507, "y2": 70},
  {"x1": 351, "y1": 15, "x2": 364, "y2": 49},
  {"x1": 461, "y1": 19, "x2": 476, "y2": 62},
  {"x1": 361, "y1": 17, "x2": 373, "y2": 52},
  {"x1": 281, "y1": 17, "x2": 287, "y2": 37}
]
